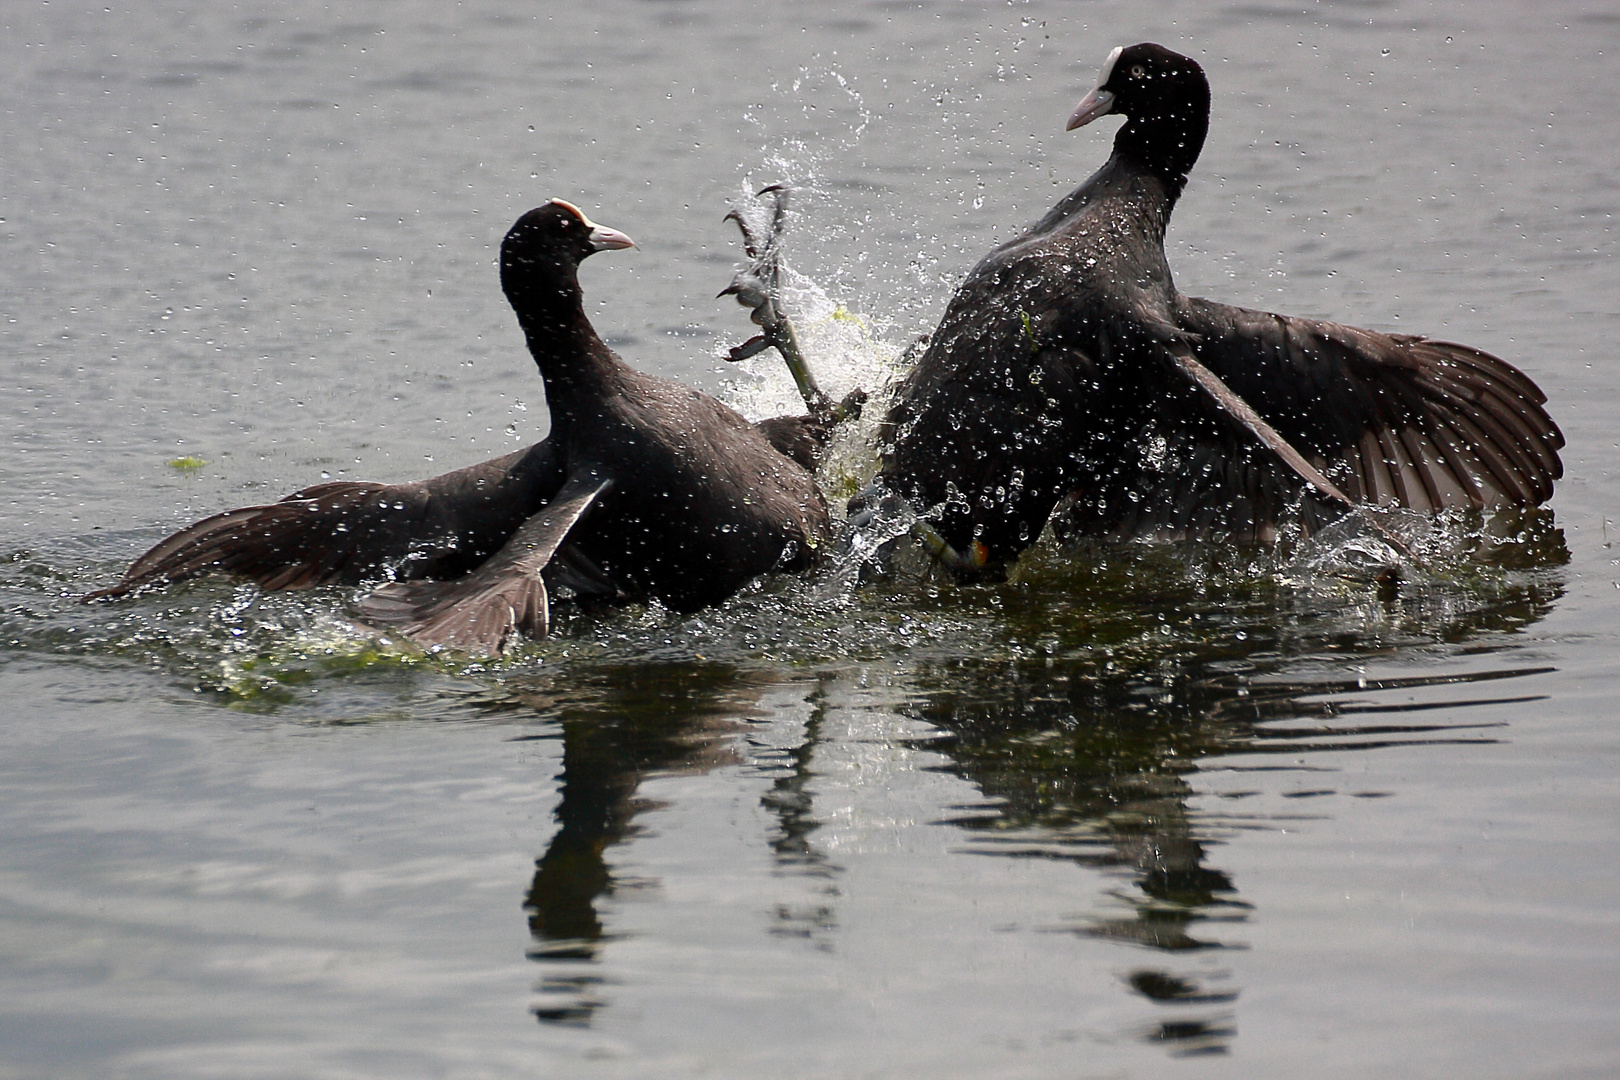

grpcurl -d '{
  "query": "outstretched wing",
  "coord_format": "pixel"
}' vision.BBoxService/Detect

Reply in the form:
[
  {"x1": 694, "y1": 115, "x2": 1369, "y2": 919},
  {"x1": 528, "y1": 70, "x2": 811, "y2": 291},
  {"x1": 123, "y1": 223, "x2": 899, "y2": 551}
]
[
  {"x1": 85, "y1": 441, "x2": 565, "y2": 599},
  {"x1": 1176, "y1": 295, "x2": 1562, "y2": 512},
  {"x1": 354, "y1": 478, "x2": 610, "y2": 656},
  {"x1": 1062, "y1": 297, "x2": 1562, "y2": 543}
]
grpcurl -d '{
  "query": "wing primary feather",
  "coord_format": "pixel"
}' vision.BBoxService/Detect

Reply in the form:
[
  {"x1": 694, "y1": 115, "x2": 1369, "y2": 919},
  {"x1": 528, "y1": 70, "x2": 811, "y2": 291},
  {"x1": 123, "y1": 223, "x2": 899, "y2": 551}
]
[
  {"x1": 1394, "y1": 426, "x2": 1446, "y2": 512},
  {"x1": 1356, "y1": 431, "x2": 1389, "y2": 506},
  {"x1": 1371, "y1": 425, "x2": 1416, "y2": 510},
  {"x1": 1418, "y1": 415, "x2": 1490, "y2": 509},
  {"x1": 1432, "y1": 410, "x2": 1530, "y2": 506},
  {"x1": 1167, "y1": 345, "x2": 1415, "y2": 558}
]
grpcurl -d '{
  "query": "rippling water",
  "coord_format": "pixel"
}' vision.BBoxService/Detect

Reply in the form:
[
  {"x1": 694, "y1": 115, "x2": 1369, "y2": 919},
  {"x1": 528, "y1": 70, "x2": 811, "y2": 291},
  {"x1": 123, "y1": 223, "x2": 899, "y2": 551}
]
[{"x1": 3, "y1": 2, "x2": 1617, "y2": 1077}]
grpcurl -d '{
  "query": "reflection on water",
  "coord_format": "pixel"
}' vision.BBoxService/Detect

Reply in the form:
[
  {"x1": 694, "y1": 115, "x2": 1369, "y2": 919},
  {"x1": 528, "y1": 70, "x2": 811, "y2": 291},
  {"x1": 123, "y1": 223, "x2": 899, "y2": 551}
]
[
  {"x1": 501, "y1": 523, "x2": 1563, "y2": 1051},
  {"x1": 492, "y1": 664, "x2": 772, "y2": 1025},
  {"x1": 909, "y1": 656, "x2": 1550, "y2": 1055},
  {"x1": 757, "y1": 683, "x2": 842, "y2": 946},
  {"x1": 0, "y1": 477, "x2": 1572, "y2": 1061}
]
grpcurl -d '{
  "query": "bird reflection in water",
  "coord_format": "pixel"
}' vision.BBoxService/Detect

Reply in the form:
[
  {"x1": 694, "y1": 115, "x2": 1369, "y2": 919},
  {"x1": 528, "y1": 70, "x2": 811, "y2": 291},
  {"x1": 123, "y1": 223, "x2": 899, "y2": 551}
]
[
  {"x1": 757, "y1": 685, "x2": 841, "y2": 944},
  {"x1": 901, "y1": 528, "x2": 1563, "y2": 1055},
  {"x1": 496, "y1": 663, "x2": 791, "y2": 1025},
  {"x1": 500, "y1": 517, "x2": 1563, "y2": 1047}
]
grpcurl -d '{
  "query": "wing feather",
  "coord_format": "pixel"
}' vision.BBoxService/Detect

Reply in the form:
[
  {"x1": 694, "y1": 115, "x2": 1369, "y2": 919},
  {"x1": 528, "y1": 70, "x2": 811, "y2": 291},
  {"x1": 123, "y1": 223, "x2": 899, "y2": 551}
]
[
  {"x1": 85, "y1": 442, "x2": 564, "y2": 600},
  {"x1": 1170, "y1": 296, "x2": 1561, "y2": 518},
  {"x1": 355, "y1": 478, "x2": 610, "y2": 656}
]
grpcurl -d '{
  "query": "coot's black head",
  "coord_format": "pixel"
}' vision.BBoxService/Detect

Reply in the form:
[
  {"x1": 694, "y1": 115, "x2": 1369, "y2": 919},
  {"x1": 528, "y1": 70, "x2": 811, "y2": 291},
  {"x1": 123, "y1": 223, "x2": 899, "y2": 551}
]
[
  {"x1": 1066, "y1": 43, "x2": 1209, "y2": 187},
  {"x1": 501, "y1": 199, "x2": 635, "y2": 309}
]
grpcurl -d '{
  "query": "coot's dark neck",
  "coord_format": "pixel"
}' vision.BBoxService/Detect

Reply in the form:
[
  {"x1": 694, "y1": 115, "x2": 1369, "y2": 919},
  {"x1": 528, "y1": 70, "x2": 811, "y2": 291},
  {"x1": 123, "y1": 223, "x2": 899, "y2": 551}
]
[
  {"x1": 1028, "y1": 153, "x2": 1177, "y2": 241},
  {"x1": 509, "y1": 270, "x2": 627, "y2": 415},
  {"x1": 1111, "y1": 81, "x2": 1209, "y2": 199}
]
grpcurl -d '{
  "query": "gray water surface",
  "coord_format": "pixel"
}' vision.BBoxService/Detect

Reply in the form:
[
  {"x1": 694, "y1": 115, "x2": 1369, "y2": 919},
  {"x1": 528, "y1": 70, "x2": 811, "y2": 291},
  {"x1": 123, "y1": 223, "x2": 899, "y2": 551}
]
[{"x1": 3, "y1": 2, "x2": 1618, "y2": 1078}]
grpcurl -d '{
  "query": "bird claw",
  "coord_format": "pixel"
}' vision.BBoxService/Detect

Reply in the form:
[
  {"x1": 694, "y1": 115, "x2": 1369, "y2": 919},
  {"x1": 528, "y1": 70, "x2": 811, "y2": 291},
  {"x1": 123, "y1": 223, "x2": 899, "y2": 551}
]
[
  {"x1": 722, "y1": 209, "x2": 761, "y2": 260},
  {"x1": 723, "y1": 185, "x2": 786, "y2": 261},
  {"x1": 721, "y1": 187, "x2": 789, "y2": 332},
  {"x1": 720, "y1": 185, "x2": 837, "y2": 418},
  {"x1": 717, "y1": 273, "x2": 776, "y2": 327},
  {"x1": 726, "y1": 334, "x2": 772, "y2": 362}
]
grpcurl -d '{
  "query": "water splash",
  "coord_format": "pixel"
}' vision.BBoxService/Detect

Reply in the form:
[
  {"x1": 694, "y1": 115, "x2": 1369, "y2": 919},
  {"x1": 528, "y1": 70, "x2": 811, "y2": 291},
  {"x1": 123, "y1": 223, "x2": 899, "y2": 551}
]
[
  {"x1": 717, "y1": 182, "x2": 905, "y2": 504},
  {"x1": 1286, "y1": 507, "x2": 1430, "y2": 581},
  {"x1": 816, "y1": 493, "x2": 927, "y2": 601}
]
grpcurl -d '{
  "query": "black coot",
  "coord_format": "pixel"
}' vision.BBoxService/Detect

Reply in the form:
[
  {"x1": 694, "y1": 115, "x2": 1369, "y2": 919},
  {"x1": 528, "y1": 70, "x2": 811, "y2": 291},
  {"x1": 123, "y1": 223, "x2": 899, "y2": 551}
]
[
  {"x1": 89, "y1": 200, "x2": 832, "y2": 654},
  {"x1": 855, "y1": 43, "x2": 1562, "y2": 574}
]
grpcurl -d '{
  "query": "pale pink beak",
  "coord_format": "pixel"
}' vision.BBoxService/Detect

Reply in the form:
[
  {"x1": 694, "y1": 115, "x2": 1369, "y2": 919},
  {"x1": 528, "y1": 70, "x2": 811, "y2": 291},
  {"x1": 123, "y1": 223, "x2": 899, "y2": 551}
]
[
  {"x1": 586, "y1": 223, "x2": 636, "y2": 252},
  {"x1": 1066, "y1": 87, "x2": 1116, "y2": 131}
]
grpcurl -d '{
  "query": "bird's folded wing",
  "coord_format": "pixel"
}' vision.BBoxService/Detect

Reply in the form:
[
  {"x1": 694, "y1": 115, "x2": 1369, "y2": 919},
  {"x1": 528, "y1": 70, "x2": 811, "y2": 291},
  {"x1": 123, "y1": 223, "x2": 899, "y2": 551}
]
[{"x1": 355, "y1": 478, "x2": 611, "y2": 656}]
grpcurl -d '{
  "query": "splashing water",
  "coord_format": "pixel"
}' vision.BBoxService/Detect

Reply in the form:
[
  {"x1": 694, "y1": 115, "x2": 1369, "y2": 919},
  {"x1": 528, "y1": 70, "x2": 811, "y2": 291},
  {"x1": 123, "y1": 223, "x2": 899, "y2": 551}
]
[
  {"x1": 815, "y1": 493, "x2": 928, "y2": 601},
  {"x1": 717, "y1": 182, "x2": 907, "y2": 505}
]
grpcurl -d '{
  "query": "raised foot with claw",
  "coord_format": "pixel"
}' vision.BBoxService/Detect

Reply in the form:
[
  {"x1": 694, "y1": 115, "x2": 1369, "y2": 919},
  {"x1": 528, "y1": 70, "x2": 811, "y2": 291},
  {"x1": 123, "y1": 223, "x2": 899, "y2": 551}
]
[{"x1": 720, "y1": 185, "x2": 865, "y2": 427}]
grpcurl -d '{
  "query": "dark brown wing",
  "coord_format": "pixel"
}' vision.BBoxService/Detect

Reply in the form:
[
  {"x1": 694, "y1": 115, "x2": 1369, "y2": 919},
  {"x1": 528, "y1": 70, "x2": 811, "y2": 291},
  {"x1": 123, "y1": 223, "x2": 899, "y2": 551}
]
[
  {"x1": 354, "y1": 478, "x2": 609, "y2": 655},
  {"x1": 1061, "y1": 298, "x2": 1562, "y2": 543},
  {"x1": 85, "y1": 441, "x2": 566, "y2": 599},
  {"x1": 1175, "y1": 296, "x2": 1562, "y2": 512}
]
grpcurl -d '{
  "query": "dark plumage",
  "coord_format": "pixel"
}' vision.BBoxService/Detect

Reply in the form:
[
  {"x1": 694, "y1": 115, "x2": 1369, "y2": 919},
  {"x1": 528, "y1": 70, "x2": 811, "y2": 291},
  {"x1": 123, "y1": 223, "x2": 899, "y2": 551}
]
[
  {"x1": 855, "y1": 43, "x2": 1562, "y2": 572},
  {"x1": 89, "y1": 200, "x2": 833, "y2": 654}
]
